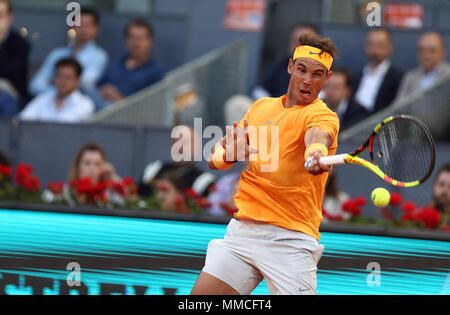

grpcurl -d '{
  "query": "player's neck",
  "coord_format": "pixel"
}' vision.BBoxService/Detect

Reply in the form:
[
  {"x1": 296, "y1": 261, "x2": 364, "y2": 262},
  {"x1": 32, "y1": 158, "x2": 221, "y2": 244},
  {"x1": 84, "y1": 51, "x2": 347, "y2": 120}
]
[{"x1": 284, "y1": 93, "x2": 309, "y2": 108}]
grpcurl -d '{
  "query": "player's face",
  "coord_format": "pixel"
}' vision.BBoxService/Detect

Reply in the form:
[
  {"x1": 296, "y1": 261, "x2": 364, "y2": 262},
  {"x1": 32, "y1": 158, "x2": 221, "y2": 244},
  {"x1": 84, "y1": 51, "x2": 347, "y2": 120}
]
[
  {"x1": 156, "y1": 179, "x2": 183, "y2": 211},
  {"x1": 0, "y1": 2, "x2": 12, "y2": 35},
  {"x1": 287, "y1": 58, "x2": 332, "y2": 105},
  {"x1": 74, "y1": 14, "x2": 98, "y2": 44},
  {"x1": 322, "y1": 72, "x2": 351, "y2": 110},
  {"x1": 433, "y1": 171, "x2": 450, "y2": 207},
  {"x1": 365, "y1": 30, "x2": 392, "y2": 66},
  {"x1": 126, "y1": 26, "x2": 152, "y2": 58},
  {"x1": 53, "y1": 66, "x2": 80, "y2": 97},
  {"x1": 78, "y1": 151, "x2": 105, "y2": 183},
  {"x1": 418, "y1": 33, "x2": 445, "y2": 72}
]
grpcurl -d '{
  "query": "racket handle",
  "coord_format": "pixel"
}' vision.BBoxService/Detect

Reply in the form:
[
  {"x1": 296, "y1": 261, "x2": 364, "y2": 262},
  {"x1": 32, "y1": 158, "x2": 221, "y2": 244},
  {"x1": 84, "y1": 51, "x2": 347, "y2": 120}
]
[{"x1": 319, "y1": 154, "x2": 347, "y2": 166}]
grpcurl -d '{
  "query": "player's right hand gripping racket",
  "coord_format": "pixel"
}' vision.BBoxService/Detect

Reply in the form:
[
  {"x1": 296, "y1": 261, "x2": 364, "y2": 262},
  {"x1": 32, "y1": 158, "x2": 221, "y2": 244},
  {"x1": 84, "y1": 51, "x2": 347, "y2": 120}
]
[{"x1": 319, "y1": 115, "x2": 436, "y2": 187}]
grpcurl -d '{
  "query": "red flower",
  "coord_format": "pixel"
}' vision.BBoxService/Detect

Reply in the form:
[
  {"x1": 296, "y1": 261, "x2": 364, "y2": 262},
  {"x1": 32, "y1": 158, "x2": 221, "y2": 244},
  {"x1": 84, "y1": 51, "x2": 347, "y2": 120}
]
[
  {"x1": 389, "y1": 192, "x2": 403, "y2": 206},
  {"x1": 47, "y1": 181, "x2": 65, "y2": 195},
  {"x1": 400, "y1": 201, "x2": 416, "y2": 213},
  {"x1": 15, "y1": 163, "x2": 33, "y2": 186},
  {"x1": 0, "y1": 163, "x2": 12, "y2": 177},
  {"x1": 354, "y1": 196, "x2": 367, "y2": 206},
  {"x1": 342, "y1": 199, "x2": 362, "y2": 216},
  {"x1": 401, "y1": 211, "x2": 416, "y2": 222},
  {"x1": 416, "y1": 207, "x2": 441, "y2": 229},
  {"x1": 122, "y1": 177, "x2": 134, "y2": 186},
  {"x1": 184, "y1": 188, "x2": 198, "y2": 199}
]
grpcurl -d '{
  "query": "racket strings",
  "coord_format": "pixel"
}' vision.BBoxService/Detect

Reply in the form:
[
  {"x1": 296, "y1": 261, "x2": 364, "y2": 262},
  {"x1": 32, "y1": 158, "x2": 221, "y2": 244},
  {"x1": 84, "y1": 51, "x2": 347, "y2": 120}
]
[{"x1": 372, "y1": 118, "x2": 433, "y2": 183}]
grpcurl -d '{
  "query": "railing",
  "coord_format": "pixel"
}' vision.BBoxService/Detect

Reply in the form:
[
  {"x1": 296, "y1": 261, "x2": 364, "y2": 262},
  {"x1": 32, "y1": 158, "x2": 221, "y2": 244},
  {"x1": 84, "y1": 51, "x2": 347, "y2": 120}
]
[{"x1": 89, "y1": 40, "x2": 248, "y2": 128}]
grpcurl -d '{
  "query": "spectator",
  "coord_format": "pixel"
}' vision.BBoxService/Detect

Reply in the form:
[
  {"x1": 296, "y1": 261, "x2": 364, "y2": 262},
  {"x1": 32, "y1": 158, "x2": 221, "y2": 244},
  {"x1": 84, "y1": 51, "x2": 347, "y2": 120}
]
[
  {"x1": 0, "y1": 0, "x2": 30, "y2": 106},
  {"x1": 96, "y1": 18, "x2": 165, "y2": 109},
  {"x1": 396, "y1": 32, "x2": 450, "y2": 100},
  {"x1": 29, "y1": 8, "x2": 107, "y2": 96},
  {"x1": 224, "y1": 94, "x2": 253, "y2": 126},
  {"x1": 68, "y1": 142, "x2": 120, "y2": 184},
  {"x1": 20, "y1": 58, "x2": 94, "y2": 123},
  {"x1": 351, "y1": 28, "x2": 403, "y2": 116},
  {"x1": 322, "y1": 67, "x2": 368, "y2": 131},
  {"x1": 430, "y1": 163, "x2": 450, "y2": 216},
  {"x1": 155, "y1": 170, "x2": 189, "y2": 212},
  {"x1": 0, "y1": 80, "x2": 19, "y2": 117},
  {"x1": 139, "y1": 125, "x2": 215, "y2": 197},
  {"x1": 322, "y1": 169, "x2": 350, "y2": 222},
  {"x1": 252, "y1": 22, "x2": 319, "y2": 100}
]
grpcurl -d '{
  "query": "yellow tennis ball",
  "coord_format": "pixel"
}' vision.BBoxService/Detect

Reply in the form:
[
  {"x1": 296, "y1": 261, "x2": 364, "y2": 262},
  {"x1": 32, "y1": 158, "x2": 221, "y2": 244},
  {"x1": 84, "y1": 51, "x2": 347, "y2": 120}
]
[{"x1": 371, "y1": 188, "x2": 390, "y2": 207}]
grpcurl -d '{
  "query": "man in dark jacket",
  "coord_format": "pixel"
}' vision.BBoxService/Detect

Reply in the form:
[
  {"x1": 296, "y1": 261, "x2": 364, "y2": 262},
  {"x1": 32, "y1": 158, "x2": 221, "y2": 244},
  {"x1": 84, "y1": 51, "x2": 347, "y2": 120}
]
[
  {"x1": 0, "y1": 0, "x2": 30, "y2": 108},
  {"x1": 349, "y1": 28, "x2": 403, "y2": 122}
]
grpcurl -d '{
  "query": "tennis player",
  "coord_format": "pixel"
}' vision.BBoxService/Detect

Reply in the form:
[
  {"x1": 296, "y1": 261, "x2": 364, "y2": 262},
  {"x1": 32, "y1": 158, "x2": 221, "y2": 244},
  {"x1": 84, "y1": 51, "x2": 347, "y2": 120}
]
[{"x1": 191, "y1": 34, "x2": 340, "y2": 295}]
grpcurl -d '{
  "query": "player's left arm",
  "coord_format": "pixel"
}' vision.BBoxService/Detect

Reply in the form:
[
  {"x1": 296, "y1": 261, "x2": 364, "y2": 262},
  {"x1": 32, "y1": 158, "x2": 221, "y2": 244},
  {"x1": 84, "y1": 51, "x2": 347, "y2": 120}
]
[{"x1": 304, "y1": 127, "x2": 333, "y2": 176}]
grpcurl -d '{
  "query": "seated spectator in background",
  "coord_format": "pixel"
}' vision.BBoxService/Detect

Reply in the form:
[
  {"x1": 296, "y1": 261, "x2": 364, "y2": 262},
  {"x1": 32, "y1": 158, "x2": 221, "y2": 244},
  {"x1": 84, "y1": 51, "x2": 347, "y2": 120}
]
[
  {"x1": 224, "y1": 94, "x2": 253, "y2": 127},
  {"x1": 430, "y1": 163, "x2": 450, "y2": 216},
  {"x1": 155, "y1": 170, "x2": 189, "y2": 212},
  {"x1": 0, "y1": 0, "x2": 30, "y2": 107},
  {"x1": 322, "y1": 67, "x2": 368, "y2": 131},
  {"x1": 68, "y1": 142, "x2": 120, "y2": 184},
  {"x1": 0, "y1": 79, "x2": 19, "y2": 117},
  {"x1": 139, "y1": 125, "x2": 215, "y2": 197},
  {"x1": 351, "y1": 28, "x2": 403, "y2": 116},
  {"x1": 29, "y1": 8, "x2": 107, "y2": 97},
  {"x1": 396, "y1": 32, "x2": 450, "y2": 101},
  {"x1": 252, "y1": 22, "x2": 318, "y2": 100},
  {"x1": 95, "y1": 18, "x2": 165, "y2": 109},
  {"x1": 20, "y1": 58, "x2": 94, "y2": 123},
  {"x1": 322, "y1": 169, "x2": 350, "y2": 222}
]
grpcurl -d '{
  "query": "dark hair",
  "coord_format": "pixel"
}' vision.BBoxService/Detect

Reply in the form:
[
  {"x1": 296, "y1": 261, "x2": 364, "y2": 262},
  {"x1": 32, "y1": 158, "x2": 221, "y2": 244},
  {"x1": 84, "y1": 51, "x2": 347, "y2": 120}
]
[
  {"x1": 298, "y1": 33, "x2": 339, "y2": 59},
  {"x1": 124, "y1": 18, "x2": 154, "y2": 39},
  {"x1": 68, "y1": 143, "x2": 107, "y2": 182},
  {"x1": 81, "y1": 7, "x2": 100, "y2": 25},
  {"x1": 0, "y1": 151, "x2": 11, "y2": 166},
  {"x1": 55, "y1": 58, "x2": 83, "y2": 78},
  {"x1": 331, "y1": 67, "x2": 352, "y2": 87},
  {"x1": 291, "y1": 21, "x2": 320, "y2": 35},
  {"x1": 0, "y1": 0, "x2": 11, "y2": 13}
]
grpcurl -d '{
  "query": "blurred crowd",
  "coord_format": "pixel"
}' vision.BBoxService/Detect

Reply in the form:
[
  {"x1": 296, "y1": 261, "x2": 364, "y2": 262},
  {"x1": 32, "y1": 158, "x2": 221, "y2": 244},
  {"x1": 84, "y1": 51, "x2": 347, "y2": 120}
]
[
  {"x1": 0, "y1": 0, "x2": 449, "y2": 228},
  {"x1": 0, "y1": 2, "x2": 166, "y2": 120}
]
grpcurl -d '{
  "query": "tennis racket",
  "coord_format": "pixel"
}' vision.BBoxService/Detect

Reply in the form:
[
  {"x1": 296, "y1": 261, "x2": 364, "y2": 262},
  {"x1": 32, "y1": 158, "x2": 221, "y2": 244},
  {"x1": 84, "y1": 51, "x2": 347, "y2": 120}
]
[{"x1": 319, "y1": 115, "x2": 436, "y2": 187}]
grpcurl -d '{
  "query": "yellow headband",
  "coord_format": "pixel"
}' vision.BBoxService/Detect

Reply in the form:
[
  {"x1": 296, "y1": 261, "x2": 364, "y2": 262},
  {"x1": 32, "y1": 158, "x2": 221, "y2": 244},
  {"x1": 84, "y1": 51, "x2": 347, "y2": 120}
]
[{"x1": 293, "y1": 45, "x2": 333, "y2": 71}]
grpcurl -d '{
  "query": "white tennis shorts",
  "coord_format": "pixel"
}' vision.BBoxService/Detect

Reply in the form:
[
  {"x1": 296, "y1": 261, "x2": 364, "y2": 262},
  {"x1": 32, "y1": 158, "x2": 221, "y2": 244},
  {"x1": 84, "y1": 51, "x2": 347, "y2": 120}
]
[{"x1": 202, "y1": 218, "x2": 324, "y2": 295}]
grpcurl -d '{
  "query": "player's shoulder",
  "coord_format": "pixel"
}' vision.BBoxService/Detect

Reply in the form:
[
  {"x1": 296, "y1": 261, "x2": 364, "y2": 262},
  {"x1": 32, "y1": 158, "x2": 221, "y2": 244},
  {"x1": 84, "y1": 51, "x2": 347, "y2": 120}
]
[
  {"x1": 251, "y1": 96, "x2": 282, "y2": 109},
  {"x1": 306, "y1": 98, "x2": 338, "y2": 116}
]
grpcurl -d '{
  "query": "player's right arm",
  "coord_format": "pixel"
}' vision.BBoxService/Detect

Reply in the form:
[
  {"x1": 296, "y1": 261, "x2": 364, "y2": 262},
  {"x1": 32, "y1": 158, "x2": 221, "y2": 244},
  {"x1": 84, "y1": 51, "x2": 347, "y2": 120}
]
[{"x1": 208, "y1": 120, "x2": 257, "y2": 170}]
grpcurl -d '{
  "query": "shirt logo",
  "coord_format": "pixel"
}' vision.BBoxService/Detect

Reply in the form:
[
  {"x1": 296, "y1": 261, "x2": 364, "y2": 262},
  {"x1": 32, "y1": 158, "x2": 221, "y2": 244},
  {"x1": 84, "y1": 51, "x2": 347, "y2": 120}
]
[{"x1": 266, "y1": 120, "x2": 278, "y2": 125}]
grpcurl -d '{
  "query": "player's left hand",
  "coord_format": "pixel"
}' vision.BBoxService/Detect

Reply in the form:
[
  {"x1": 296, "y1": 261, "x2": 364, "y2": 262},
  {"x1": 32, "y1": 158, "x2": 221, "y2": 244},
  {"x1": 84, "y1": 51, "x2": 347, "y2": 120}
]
[{"x1": 305, "y1": 151, "x2": 331, "y2": 175}]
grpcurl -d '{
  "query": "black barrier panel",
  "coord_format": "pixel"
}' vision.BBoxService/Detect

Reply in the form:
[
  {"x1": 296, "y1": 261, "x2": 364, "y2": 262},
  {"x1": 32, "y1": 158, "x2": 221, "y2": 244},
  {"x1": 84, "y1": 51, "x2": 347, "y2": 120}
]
[{"x1": 15, "y1": 121, "x2": 137, "y2": 185}]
